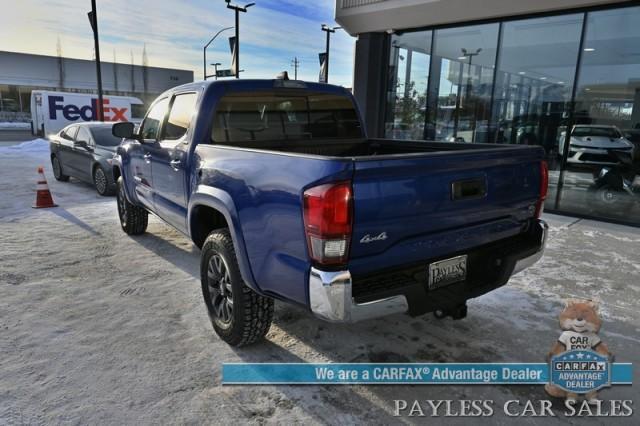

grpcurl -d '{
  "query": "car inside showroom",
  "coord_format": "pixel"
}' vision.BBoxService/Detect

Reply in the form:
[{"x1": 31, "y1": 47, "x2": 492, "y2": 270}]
[{"x1": 341, "y1": 1, "x2": 640, "y2": 226}]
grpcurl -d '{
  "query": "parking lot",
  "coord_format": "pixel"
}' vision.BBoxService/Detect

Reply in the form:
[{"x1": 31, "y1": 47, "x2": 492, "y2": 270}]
[{"x1": 1, "y1": 140, "x2": 639, "y2": 424}]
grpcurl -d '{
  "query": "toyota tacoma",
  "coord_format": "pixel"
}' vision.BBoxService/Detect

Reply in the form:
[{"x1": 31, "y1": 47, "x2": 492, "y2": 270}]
[{"x1": 111, "y1": 77, "x2": 549, "y2": 346}]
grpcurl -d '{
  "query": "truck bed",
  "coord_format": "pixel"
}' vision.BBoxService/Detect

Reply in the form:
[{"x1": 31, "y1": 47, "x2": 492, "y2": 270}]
[
  {"x1": 197, "y1": 137, "x2": 544, "y2": 306},
  {"x1": 215, "y1": 138, "x2": 533, "y2": 159}
]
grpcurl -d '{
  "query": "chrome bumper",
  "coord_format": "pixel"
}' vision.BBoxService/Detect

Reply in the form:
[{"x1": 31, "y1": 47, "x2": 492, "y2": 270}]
[
  {"x1": 512, "y1": 220, "x2": 548, "y2": 275},
  {"x1": 309, "y1": 220, "x2": 548, "y2": 323},
  {"x1": 309, "y1": 268, "x2": 408, "y2": 322}
]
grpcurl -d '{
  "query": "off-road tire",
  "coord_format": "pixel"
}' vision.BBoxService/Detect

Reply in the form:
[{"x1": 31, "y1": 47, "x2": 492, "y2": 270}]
[
  {"x1": 201, "y1": 228, "x2": 274, "y2": 347},
  {"x1": 94, "y1": 165, "x2": 115, "y2": 196},
  {"x1": 51, "y1": 155, "x2": 69, "y2": 182},
  {"x1": 116, "y1": 176, "x2": 148, "y2": 235}
]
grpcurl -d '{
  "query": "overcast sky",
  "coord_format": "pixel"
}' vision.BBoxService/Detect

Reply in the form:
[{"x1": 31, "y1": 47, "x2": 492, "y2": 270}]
[{"x1": 0, "y1": 0, "x2": 356, "y2": 87}]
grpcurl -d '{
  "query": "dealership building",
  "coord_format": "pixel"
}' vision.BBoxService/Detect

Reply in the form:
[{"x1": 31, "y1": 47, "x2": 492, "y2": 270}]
[
  {"x1": 0, "y1": 50, "x2": 194, "y2": 121},
  {"x1": 337, "y1": 0, "x2": 640, "y2": 226}
]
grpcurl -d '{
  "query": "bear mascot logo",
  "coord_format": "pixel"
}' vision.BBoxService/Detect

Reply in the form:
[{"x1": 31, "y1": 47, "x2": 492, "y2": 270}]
[{"x1": 544, "y1": 299, "x2": 611, "y2": 403}]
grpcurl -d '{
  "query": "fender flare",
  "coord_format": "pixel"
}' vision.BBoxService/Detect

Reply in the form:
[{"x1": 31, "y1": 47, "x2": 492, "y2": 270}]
[
  {"x1": 112, "y1": 155, "x2": 137, "y2": 205},
  {"x1": 188, "y1": 186, "x2": 260, "y2": 293}
]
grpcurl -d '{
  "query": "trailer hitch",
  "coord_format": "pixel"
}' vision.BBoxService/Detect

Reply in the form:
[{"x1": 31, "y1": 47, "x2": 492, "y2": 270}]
[{"x1": 433, "y1": 304, "x2": 468, "y2": 320}]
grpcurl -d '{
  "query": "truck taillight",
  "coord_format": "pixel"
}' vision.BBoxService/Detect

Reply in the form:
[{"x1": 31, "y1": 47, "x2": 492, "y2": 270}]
[
  {"x1": 535, "y1": 161, "x2": 549, "y2": 219},
  {"x1": 303, "y1": 182, "x2": 353, "y2": 266}
]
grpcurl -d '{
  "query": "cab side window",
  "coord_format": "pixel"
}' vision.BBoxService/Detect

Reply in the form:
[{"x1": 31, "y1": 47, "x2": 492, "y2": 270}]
[
  {"x1": 140, "y1": 98, "x2": 169, "y2": 140},
  {"x1": 164, "y1": 93, "x2": 198, "y2": 140}
]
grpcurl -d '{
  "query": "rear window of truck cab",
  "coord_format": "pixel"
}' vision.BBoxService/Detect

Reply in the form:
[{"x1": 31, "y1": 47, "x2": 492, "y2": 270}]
[{"x1": 211, "y1": 91, "x2": 363, "y2": 143}]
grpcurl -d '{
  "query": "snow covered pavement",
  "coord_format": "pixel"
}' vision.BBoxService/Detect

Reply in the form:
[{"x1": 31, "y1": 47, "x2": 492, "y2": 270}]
[{"x1": 1, "y1": 140, "x2": 638, "y2": 424}]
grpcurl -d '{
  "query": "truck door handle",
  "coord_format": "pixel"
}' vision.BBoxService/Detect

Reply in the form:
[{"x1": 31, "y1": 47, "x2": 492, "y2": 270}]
[
  {"x1": 170, "y1": 159, "x2": 182, "y2": 171},
  {"x1": 143, "y1": 153, "x2": 152, "y2": 163}
]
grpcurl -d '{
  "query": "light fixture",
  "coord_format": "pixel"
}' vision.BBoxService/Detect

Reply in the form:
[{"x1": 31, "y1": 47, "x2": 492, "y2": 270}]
[
  {"x1": 541, "y1": 77, "x2": 547, "y2": 80},
  {"x1": 583, "y1": 48, "x2": 595, "y2": 52},
  {"x1": 458, "y1": 56, "x2": 467, "y2": 60},
  {"x1": 518, "y1": 71, "x2": 526, "y2": 75},
  {"x1": 558, "y1": 81, "x2": 565, "y2": 84}
]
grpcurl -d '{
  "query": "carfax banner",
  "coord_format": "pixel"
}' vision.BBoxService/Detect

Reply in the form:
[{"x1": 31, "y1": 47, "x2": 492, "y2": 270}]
[{"x1": 222, "y1": 361, "x2": 633, "y2": 386}]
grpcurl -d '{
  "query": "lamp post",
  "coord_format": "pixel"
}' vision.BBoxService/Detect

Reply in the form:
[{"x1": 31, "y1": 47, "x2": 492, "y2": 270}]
[
  {"x1": 87, "y1": 0, "x2": 104, "y2": 121},
  {"x1": 203, "y1": 26, "x2": 233, "y2": 80},
  {"x1": 211, "y1": 63, "x2": 221, "y2": 80},
  {"x1": 320, "y1": 24, "x2": 341, "y2": 83},
  {"x1": 455, "y1": 48, "x2": 482, "y2": 140},
  {"x1": 225, "y1": 0, "x2": 255, "y2": 79},
  {"x1": 461, "y1": 48, "x2": 482, "y2": 97}
]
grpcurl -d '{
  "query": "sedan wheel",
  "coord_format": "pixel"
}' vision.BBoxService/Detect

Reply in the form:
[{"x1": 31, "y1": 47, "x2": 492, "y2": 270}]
[
  {"x1": 51, "y1": 156, "x2": 69, "y2": 182},
  {"x1": 94, "y1": 166, "x2": 112, "y2": 196}
]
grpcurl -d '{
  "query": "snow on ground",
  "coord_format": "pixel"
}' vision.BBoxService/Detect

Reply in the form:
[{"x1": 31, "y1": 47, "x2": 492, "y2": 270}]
[
  {"x1": 0, "y1": 138, "x2": 49, "y2": 153},
  {"x1": 0, "y1": 122, "x2": 30, "y2": 130},
  {"x1": 1, "y1": 142, "x2": 639, "y2": 424}
]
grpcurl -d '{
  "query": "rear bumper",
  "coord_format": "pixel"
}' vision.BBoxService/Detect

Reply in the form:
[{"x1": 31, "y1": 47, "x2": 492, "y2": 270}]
[
  {"x1": 309, "y1": 269, "x2": 409, "y2": 322},
  {"x1": 512, "y1": 220, "x2": 548, "y2": 275},
  {"x1": 309, "y1": 219, "x2": 548, "y2": 323}
]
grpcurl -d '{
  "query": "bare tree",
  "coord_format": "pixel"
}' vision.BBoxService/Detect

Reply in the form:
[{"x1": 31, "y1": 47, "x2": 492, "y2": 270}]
[
  {"x1": 142, "y1": 44, "x2": 149, "y2": 95},
  {"x1": 56, "y1": 36, "x2": 65, "y2": 89},
  {"x1": 130, "y1": 50, "x2": 135, "y2": 93},
  {"x1": 113, "y1": 49, "x2": 119, "y2": 92}
]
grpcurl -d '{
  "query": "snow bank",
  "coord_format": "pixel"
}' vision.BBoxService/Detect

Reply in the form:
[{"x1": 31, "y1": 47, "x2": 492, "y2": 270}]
[
  {"x1": 0, "y1": 138, "x2": 49, "y2": 153},
  {"x1": 0, "y1": 122, "x2": 31, "y2": 130}
]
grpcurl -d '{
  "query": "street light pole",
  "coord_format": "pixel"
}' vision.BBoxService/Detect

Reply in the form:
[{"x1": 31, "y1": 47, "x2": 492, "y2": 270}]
[
  {"x1": 320, "y1": 24, "x2": 341, "y2": 83},
  {"x1": 203, "y1": 26, "x2": 233, "y2": 80},
  {"x1": 459, "y1": 48, "x2": 482, "y2": 142},
  {"x1": 211, "y1": 63, "x2": 221, "y2": 80},
  {"x1": 461, "y1": 48, "x2": 481, "y2": 96},
  {"x1": 88, "y1": 0, "x2": 104, "y2": 121},
  {"x1": 225, "y1": 1, "x2": 255, "y2": 79}
]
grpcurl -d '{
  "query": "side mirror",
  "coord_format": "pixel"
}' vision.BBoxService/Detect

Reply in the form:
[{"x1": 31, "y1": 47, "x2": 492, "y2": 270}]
[
  {"x1": 74, "y1": 140, "x2": 90, "y2": 150},
  {"x1": 112, "y1": 122, "x2": 136, "y2": 139}
]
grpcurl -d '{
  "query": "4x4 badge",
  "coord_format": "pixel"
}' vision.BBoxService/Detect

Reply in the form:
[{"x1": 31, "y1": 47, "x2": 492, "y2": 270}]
[{"x1": 360, "y1": 232, "x2": 388, "y2": 244}]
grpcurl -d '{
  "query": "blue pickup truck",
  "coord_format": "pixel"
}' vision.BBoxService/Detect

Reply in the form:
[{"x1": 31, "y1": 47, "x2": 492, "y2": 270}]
[{"x1": 111, "y1": 77, "x2": 549, "y2": 346}]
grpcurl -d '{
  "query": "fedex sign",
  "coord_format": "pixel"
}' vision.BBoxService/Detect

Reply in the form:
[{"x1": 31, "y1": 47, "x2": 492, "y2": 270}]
[{"x1": 48, "y1": 96, "x2": 129, "y2": 122}]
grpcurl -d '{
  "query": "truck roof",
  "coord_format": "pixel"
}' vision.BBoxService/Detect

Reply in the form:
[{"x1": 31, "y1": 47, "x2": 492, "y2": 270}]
[{"x1": 160, "y1": 79, "x2": 351, "y2": 98}]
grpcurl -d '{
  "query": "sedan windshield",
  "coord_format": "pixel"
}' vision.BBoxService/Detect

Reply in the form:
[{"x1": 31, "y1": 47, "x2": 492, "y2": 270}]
[
  {"x1": 91, "y1": 127, "x2": 124, "y2": 147},
  {"x1": 573, "y1": 126, "x2": 621, "y2": 138}
]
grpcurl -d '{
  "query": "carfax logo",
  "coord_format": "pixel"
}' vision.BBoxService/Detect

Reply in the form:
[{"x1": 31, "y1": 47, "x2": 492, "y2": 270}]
[
  {"x1": 550, "y1": 350, "x2": 610, "y2": 394},
  {"x1": 545, "y1": 299, "x2": 613, "y2": 403}
]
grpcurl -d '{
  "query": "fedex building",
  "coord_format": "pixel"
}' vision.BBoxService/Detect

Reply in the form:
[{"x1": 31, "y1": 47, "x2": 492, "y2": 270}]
[
  {"x1": 0, "y1": 50, "x2": 193, "y2": 122},
  {"x1": 337, "y1": 0, "x2": 640, "y2": 226}
]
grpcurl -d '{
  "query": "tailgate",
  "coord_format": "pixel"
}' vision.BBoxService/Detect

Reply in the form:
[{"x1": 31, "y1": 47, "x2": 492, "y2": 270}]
[{"x1": 349, "y1": 146, "x2": 544, "y2": 269}]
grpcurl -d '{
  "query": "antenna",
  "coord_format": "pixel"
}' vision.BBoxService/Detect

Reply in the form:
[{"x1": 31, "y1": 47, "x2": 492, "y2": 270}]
[{"x1": 290, "y1": 57, "x2": 300, "y2": 80}]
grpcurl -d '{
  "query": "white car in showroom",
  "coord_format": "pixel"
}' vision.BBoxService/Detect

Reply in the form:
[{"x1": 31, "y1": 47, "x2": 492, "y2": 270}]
[{"x1": 559, "y1": 125, "x2": 635, "y2": 166}]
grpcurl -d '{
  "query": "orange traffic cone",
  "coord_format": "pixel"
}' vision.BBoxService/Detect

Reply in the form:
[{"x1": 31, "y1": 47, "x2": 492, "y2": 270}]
[{"x1": 32, "y1": 166, "x2": 58, "y2": 208}]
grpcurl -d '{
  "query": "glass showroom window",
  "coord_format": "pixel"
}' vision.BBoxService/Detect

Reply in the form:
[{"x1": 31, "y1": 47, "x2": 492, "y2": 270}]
[
  {"x1": 557, "y1": 6, "x2": 640, "y2": 225},
  {"x1": 384, "y1": 31, "x2": 432, "y2": 140},
  {"x1": 492, "y1": 14, "x2": 583, "y2": 206},
  {"x1": 431, "y1": 23, "x2": 499, "y2": 143}
]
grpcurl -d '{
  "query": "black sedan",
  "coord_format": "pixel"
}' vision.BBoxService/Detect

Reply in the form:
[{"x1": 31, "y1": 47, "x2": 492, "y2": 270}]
[{"x1": 49, "y1": 122, "x2": 122, "y2": 195}]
